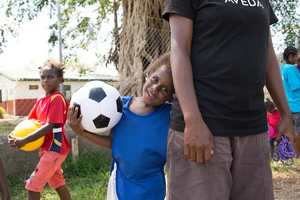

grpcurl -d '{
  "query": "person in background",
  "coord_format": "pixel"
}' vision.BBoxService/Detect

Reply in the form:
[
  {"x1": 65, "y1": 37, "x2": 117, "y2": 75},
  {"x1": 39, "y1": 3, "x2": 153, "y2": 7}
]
[
  {"x1": 296, "y1": 52, "x2": 300, "y2": 72},
  {"x1": 281, "y1": 46, "x2": 300, "y2": 158},
  {"x1": 8, "y1": 61, "x2": 71, "y2": 200},
  {"x1": 266, "y1": 99, "x2": 280, "y2": 158},
  {"x1": 162, "y1": 0, "x2": 295, "y2": 199},
  {"x1": 67, "y1": 53, "x2": 174, "y2": 200},
  {"x1": 0, "y1": 155, "x2": 10, "y2": 200}
]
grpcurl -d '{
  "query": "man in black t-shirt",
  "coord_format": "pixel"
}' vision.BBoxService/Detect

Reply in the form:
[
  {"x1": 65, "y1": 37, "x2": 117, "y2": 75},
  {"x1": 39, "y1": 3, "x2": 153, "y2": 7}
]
[{"x1": 163, "y1": 0, "x2": 295, "y2": 199}]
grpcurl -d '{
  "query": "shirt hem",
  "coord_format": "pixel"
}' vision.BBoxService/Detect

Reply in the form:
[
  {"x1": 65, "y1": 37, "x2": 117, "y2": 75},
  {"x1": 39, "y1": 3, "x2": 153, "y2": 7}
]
[{"x1": 169, "y1": 122, "x2": 268, "y2": 137}]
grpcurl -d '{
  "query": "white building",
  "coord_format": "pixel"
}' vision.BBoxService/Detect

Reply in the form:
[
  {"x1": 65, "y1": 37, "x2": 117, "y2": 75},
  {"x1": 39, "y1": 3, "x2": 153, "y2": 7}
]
[{"x1": 0, "y1": 69, "x2": 118, "y2": 116}]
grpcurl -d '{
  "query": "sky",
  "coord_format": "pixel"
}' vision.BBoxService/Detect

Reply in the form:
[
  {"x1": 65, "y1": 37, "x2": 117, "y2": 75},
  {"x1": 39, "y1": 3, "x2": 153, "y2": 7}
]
[
  {"x1": 0, "y1": 11, "x2": 118, "y2": 76},
  {"x1": 0, "y1": 6, "x2": 298, "y2": 74}
]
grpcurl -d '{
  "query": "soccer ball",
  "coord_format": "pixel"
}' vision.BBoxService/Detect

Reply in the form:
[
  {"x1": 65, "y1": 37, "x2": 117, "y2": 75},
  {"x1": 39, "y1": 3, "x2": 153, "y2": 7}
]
[{"x1": 70, "y1": 81, "x2": 123, "y2": 135}]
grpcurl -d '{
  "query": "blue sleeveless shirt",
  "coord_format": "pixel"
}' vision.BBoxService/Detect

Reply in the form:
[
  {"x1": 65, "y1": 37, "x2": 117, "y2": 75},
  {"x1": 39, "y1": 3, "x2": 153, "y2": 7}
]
[{"x1": 111, "y1": 96, "x2": 171, "y2": 200}]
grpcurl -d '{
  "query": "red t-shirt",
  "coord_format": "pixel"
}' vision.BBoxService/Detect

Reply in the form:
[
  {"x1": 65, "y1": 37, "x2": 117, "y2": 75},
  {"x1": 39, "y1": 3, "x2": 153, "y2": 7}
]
[
  {"x1": 29, "y1": 91, "x2": 70, "y2": 154},
  {"x1": 267, "y1": 109, "x2": 280, "y2": 138}
]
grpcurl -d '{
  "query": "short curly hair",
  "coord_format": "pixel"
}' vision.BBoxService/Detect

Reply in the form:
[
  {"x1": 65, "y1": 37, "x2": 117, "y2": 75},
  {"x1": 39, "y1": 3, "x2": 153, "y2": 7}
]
[
  {"x1": 145, "y1": 52, "x2": 171, "y2": 77},
  {"x1": 39, "y1": 60, "x2": 65, "y2": 82}
]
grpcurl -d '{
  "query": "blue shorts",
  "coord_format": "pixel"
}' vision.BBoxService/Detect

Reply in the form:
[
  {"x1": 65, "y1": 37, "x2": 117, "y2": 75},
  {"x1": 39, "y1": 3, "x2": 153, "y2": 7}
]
[
  {"x1": 269, "y1": 137, "x2": 275, "y2": 148},
  {"x1": 292, "y1": 112, "x2": 300, "y2": 133}
]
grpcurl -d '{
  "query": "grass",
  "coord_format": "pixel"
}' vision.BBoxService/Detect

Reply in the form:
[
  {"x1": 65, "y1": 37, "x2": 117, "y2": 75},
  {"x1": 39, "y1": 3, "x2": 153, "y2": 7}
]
[
  {"x1": 8, "y1": 151, "x2": 112, "y2": 200},
  {"x1": 0, "y1": 121, "x2": 15, "y2": 135},
  {"x1": 6, "y1": 150, "x2": 300, "y2": 200},
  {"x1": 3, "y1": 124, "x2": 299, "y2": 200},
  {"x1": 271, "y1": 156, "x2": 300, "y2": 173}
]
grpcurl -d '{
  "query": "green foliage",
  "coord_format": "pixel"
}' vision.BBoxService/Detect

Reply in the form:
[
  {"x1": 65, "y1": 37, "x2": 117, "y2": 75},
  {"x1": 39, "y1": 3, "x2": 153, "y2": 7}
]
[
  {"x1": 48, "y1": 0, "x2": 120, "y2": 63},
  {"x1": 0, "y1": 106, "x2": 6, "y2": 119},
  {"x1": 1, "y1": 0, "x2": 298, "y2": 60},
  {"x1": 0, "y1": 0, "x2": 58, "y2": 53},
  {"x1": 1, "y1": 0, "x2": 121, "y2": 68},
  {"x1": 64, "y1": 60, "x2": 95, "y2": 75},
  {"x1": 270, "y1": 0, "x2": 300, "y2": 49},
  {"x1": 62, "y1": 151, "x2": 112, "y2": 177}
]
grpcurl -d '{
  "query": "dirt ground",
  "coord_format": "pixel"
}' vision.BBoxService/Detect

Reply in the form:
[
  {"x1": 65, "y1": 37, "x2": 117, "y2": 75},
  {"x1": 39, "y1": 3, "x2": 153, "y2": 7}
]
[{"x1": 272, "y1": 161, "x2": 300, "y2": 200}]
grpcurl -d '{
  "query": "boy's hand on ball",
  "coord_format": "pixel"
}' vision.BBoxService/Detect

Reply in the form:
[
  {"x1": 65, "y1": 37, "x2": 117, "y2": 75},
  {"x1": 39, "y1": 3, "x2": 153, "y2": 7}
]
[
  {"x1": 8, "y1": 134, "x2": 25, "y2": 148},
  {"x1": 7, "y1": 134, "x2": 15, "y2": 145},
  {"x1": 13, "y1": 137, "x2": 26, "y2": 148},
  {"x1": 67, "y1": 106, "x2": 84, "y2": 136}
]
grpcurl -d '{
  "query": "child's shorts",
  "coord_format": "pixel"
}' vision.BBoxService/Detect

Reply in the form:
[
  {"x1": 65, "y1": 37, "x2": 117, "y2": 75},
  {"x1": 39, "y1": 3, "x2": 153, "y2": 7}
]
[
  {"x1": 25, "y1": 151, "x2": 67, "y2": 192},
  {"x1": 269, "y1": 137, "x2": 275, "y2": 148},
  {"x1": 292, "y1": 112, "x2": 300, "y2": 133},
  {"x1": 107, "y1": 162, "x2": 119, "y2": 200}
]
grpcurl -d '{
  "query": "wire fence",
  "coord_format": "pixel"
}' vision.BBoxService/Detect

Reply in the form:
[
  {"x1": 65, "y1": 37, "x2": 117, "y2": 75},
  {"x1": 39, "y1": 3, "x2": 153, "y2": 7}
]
[
  {"x1": 106, "y1": 25, "x2": 171, "y2": 74},
  {"x1": 0, "y1": 15, "x2": 288, "y2": 134},
  {"x1": 0, "y1": 16, "x2": 172, "y2": 134}
]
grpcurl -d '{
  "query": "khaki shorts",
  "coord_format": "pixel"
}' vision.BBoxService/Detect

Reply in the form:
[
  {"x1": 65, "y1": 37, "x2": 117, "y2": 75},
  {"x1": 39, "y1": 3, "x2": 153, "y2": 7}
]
[
  {"x1": 166, "y1": 129, "x2": 274, "y2": 200},
  {"x1": 292, "y1": 112, "x2": 300, "y2": 133},
  {"x1": 25, "y1": 151, "x2": 67, "y2": 192}
]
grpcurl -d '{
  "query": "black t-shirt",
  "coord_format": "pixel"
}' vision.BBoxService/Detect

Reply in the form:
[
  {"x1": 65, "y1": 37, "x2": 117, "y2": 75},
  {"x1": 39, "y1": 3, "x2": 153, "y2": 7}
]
[{"x1": 163, "y1": 0, "x2": 278, "y2": 137}]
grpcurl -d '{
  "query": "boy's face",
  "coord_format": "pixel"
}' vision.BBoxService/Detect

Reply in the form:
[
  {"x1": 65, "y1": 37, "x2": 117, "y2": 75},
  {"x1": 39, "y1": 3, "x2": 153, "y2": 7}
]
[
  {"x1": 40, "y1": 66, "x2": 62, "y2": 96},
  {"x1": 297, "y1": 53, "x2": 300, "y2": 67},
  {"x1": 142, "y1": 65, "x2": 174, "y2": 107}
]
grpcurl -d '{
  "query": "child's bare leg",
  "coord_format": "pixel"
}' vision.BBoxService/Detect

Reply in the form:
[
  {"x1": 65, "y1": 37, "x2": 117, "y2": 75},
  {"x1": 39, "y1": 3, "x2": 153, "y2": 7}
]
[
  {"x1": 28, "y1": 190, "x2": 40, "y2": 200},
  {"x1": 270, "y1": 147, "x2": 274, "y2": 158},
  {"x1": 55, "y1": 185, "x2": 71, "y2": 200},
  {"x1": 295, "y1": 132, "x2": 300, "y2": 158},
  {"x1": 0, "y1": 156, "x2": 10, "y2": 200}
]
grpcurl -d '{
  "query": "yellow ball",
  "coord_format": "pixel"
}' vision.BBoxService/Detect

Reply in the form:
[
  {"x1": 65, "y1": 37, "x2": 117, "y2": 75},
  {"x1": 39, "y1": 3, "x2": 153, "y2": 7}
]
[{"x1": 13, "y1": 120, "x2": 45, "y2": 151}]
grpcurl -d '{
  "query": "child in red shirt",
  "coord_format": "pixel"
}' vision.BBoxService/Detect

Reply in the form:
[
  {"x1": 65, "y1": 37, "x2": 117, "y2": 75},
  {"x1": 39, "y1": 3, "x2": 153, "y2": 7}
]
[
  {"x1": 266, "y1": 99, "x2": 280, "y2": 158},
  {"x1": 8, "y1": 61, "x2": 71, "y2": 200}
]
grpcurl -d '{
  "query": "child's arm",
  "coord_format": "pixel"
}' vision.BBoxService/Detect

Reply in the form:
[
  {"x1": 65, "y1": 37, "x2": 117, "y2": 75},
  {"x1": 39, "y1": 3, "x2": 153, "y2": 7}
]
[
  {"x1": 8, "y1": 123, "x2": 55, "y2": 149},
  {"x1": 0, "y1": 155, "x2": 10, "y2": 200},
  {"x1": 67, "y1": 105, "x2": 113, "y2": 150}
]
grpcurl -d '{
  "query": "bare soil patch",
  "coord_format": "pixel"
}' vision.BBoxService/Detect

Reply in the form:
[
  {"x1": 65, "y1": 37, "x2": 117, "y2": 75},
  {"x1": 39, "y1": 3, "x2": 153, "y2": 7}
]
[{"x1": 272, "y1": 160, "x2": 300, "y2": 200}]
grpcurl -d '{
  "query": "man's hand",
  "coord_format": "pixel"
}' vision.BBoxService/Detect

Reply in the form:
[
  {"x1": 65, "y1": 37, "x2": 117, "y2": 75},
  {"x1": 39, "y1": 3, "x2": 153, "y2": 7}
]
[
  {"x1": 184, "y1": 120, "x2": 214, "y2": 166},
  {"x1": 274, "y1": 116, "x2": 295, "y2": 147},
  {"x1": 67, "y1": 105, "x2": 85, "y2": 137}
]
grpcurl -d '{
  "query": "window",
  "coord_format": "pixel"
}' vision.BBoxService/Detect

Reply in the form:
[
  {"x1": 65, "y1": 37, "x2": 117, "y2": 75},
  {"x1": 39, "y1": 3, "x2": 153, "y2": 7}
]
[
  {"x1": 29, "y1": 85, "x2": 39, "y2": 90},
  {"x1": 62, "y1": 85, "x2": 71, "y2": 99}
]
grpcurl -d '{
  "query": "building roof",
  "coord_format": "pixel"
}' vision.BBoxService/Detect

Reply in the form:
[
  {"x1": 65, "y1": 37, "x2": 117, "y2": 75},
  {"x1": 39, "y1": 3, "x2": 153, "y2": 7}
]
[{"x1": 0, "y1": 69, "x2": 119, "y2": 82}]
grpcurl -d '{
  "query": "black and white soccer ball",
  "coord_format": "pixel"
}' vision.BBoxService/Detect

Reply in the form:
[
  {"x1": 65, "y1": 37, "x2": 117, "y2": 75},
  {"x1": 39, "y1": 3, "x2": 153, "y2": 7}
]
[{"x1": 70, "y1": 81, "x2": 123, "y2": 135}]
